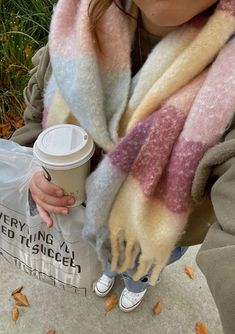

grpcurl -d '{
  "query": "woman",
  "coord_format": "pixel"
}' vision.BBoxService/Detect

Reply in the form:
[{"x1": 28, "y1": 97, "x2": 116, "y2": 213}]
[{"x1": 12, "y1": 0, "x2": 235, "y2": 329}]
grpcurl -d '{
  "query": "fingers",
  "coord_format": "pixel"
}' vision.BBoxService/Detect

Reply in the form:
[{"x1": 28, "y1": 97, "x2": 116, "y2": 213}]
[
  {"x1": 29, "y1": 171, "x2": 75, "y2": 215},
  {"x1": 35, "y1": 200, "x2": 70, "y2": 216},
  {"x1": 36, "y1": 204, "x2": 53, "y2": 228},
  {"x1": 30, "y1": 171, "x2": 71, "y2": 202}
]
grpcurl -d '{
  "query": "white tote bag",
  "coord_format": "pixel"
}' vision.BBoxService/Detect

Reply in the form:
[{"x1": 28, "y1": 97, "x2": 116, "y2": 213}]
[{"x1": 0, "y1": 139, "x2": 101, "y2": 295}]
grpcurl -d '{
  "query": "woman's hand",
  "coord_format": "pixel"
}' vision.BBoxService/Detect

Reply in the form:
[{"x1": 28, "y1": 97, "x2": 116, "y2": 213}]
[{"x1": 29, "y1": 171, "x2": 75, "y2": 228}]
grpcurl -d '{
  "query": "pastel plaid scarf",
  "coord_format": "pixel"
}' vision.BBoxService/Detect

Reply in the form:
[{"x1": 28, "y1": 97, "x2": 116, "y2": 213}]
[{"x1": 44, "y1": 0, "x2": 235, "y2": 285}]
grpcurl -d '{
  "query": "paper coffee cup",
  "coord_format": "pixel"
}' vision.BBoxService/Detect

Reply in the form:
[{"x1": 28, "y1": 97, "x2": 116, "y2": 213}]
[{"x1": 33, "y1": 124, "x2": 95, "y2": 206}]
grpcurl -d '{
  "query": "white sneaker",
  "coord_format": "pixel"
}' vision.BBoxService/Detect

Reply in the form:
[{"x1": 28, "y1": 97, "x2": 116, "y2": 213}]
[
  {"x1": 119, "y1": 288, "x2": 147, "y2": 312},
  {"x1": 94, "y1": 274, "x2": 115, "y2": 297}
]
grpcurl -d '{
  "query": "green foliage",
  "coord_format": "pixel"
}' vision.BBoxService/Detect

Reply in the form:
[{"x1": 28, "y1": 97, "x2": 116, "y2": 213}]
[{"x1": 0, "y1": 0, "x2": 57, "y2": 120}]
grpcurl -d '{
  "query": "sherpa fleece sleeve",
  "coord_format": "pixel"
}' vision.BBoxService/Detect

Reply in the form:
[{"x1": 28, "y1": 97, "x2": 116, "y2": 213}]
[
  {"x1": 11, "y1": 45, "x2": 51, "y2": 147},
  {"x1": 196, "y1": 128, "x2": 235, "y2": 334}
]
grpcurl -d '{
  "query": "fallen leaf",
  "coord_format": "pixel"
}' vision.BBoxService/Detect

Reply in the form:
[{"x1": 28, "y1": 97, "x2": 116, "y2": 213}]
[
  {"x1": 13, "y1": 292, "x2": 29, "y2": 307},
  {"x1": 0, "y1": 123, "x2": 11, "y2": 139},
  {"x1": 11, "y1": 306, "x2": 19, "y2": 322},
  {"x1": 195, "y1": 322, "x2": 208, "y2": 334},
  {"x1": 11, "y1": 118, "x2": 24, "y2": 130},
  {"x1": 11, "y1": 286, "x2": 23, "y2": 296},
  {"x1": 104, "y1": 294, "x2": 118, "y2": 312},
  {"x1": 46, "y1": 330, "x2": 56, "y2": 334},
  {"x1": 184, "y1": 265, "x2": 194, "y2": 279},
  {"x1": 153, "y1": 301, "x2": 162, "y2": 315}
]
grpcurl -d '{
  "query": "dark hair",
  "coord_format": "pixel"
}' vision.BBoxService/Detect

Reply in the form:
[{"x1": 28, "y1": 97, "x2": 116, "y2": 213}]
[{"x1": 202, "y1": 1, "x2": 219, "y2": 16}]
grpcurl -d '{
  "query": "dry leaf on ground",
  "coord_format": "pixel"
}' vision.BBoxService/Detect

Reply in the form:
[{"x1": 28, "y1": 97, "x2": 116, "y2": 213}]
[
  {"x1": 0, "y1": 112, "x2": 24, "y2": 139},
  {"x1": 11, "y1": 286, "x2": 23, "y2": 296},
  {"x1": 11, "y1": 306, "x2": 19, "y2": 322},
  {"x1": 13, "y1": 292, "x2": 29, "y2": 307},
  {"x1": 195, "y1": 322, "x2": 208, "y2": 334},
  {"x1": 11, "y1": 118, "x2": 24, "y2": 130},
  {"x1": 46, "y1": 330, "x2": 56, "y2": 334},
  {"x1": 104, "y1": 294, "x2": 118, "y2": 312},
  {"x1": 184, "y1": 265, "x2": 194, "y2": 279},
  {"x1": 0, "y1": 123, "x2": 11, "y2": 139},
  {"x1": 153, "y1": 301, "x2": 162, "y2": 315}
]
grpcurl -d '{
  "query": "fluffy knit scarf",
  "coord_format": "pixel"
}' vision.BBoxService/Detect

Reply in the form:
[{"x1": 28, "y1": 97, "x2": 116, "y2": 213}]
[{"x1": 43, "y1": 0, "x2": 235, "y2": 285}]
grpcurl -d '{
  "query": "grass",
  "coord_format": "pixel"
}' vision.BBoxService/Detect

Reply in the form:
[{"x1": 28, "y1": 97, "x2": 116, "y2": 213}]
[{"x1": 0, "y1": 0, "x2": 57, "y2": 138}]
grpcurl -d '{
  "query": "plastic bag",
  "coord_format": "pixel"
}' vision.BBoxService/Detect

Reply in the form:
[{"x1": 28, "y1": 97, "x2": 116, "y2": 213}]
[{"x1": 0, "y1": 139, "x2": 101, "y2": 295}]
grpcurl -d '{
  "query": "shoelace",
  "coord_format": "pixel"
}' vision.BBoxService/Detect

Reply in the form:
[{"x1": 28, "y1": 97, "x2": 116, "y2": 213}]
[
  {"x1": 123, "y1": 290, "x2": 143, "y2": 302},
  {"x1": 99, "y1": 276, "x2": 113, "y2": 287}
]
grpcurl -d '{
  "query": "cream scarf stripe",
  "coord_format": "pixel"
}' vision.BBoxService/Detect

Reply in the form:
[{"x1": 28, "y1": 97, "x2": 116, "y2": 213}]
[
  {"x1": 125, "y1": 7, "x2": 235, "y2": 130},
  {"x1": 122, "y1": 22, "x2": 203, "y2": 127}
]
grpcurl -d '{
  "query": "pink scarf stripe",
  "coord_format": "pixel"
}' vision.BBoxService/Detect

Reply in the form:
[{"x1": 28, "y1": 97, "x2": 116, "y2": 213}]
[
  {"x1": 128, "y1": 72, "x2": 207, "y2": 195},
  {"x1": 108, "y1": 113, "x2": 155, "y2": 173},
  {"x1": 49, "y1": 0, "x2": 79, "y2": 58},
  {"x1": 155, "y1": 139, "x2": 209, "y2": 213},
  {"x1": 182, "y1": 36, "x2": 235, "y2": 144},
  {"x1": 49, "y1": 0, "x2": 131, "y2": 70},
  {"x1": 218, "y1": 0, "x2": 235, "y2": 16},
  {"x1": 130, "y1": 105, "x2": 187, "y2": 196}
]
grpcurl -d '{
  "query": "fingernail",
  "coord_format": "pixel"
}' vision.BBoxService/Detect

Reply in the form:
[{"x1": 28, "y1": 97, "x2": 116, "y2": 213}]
[
  {"x1": 62, "y1": 209, "x2": 68, "y2": 215},
  {"x1": 68, "y1": 198, "x2": 75, "y2": 205},
  {"x1": 47, "y1": 221, "x2": 53, "y2": 228}
]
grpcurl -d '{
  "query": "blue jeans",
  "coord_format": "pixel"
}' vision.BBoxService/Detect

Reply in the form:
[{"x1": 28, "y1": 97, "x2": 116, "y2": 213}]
[{"x1": 104, "y1": 246, "x2": 188, "y2": 293}]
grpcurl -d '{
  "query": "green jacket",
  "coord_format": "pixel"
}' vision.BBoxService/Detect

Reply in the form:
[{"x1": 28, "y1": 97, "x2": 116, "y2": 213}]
[{"x1": 11, "y1": 46, "x2": 235, "y2": 334}]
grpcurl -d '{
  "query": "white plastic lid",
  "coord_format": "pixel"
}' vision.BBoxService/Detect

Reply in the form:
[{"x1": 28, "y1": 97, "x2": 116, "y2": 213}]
[{"x1": 33, "y1": 124, "x2": 95, "y2": 170}]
